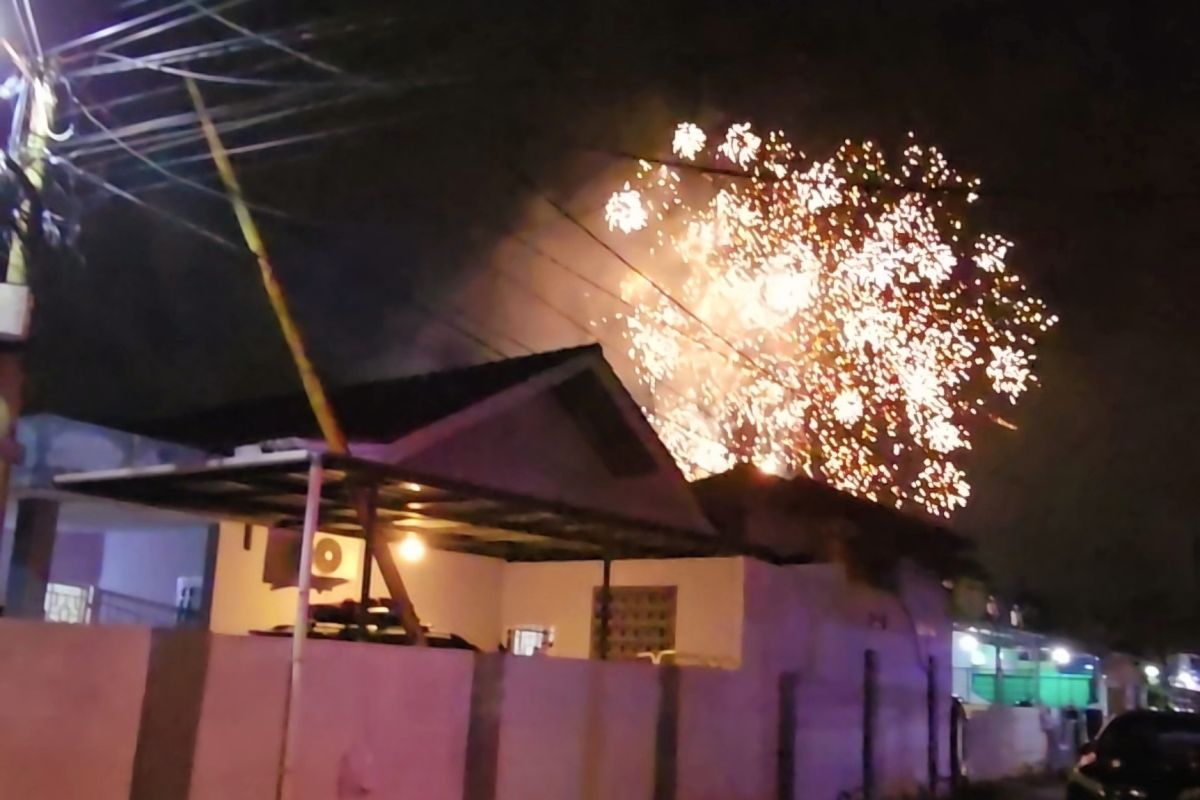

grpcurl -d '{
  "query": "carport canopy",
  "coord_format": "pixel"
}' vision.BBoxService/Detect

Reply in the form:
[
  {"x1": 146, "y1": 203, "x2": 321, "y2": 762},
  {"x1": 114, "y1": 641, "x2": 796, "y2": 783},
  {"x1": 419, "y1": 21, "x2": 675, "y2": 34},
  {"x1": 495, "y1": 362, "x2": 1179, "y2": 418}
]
[{"x1": 54, "y1": 449, "x2": 724, "y2": 562}]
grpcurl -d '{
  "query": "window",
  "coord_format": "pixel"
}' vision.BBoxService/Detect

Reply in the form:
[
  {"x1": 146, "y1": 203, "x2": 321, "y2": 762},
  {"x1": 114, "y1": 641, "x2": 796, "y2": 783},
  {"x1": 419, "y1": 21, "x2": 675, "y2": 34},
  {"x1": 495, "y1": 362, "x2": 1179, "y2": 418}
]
[
  {"x1": 506, "y1": 626, "x2": 554, "y2": 656},
  {"x1": 44, "y1": 582, "x2": 93, "y2": 624},
  {"x1": 591, "y1": 585, "x2": 677, "y2": 660}
]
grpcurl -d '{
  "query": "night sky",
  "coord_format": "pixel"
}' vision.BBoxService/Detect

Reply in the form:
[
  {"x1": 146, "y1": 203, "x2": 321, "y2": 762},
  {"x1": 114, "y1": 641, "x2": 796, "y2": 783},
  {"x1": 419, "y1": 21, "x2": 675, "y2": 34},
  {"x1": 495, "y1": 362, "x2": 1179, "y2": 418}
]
[{"x1": 24, "y1": 2, "x2": 1200, "y2": 651}]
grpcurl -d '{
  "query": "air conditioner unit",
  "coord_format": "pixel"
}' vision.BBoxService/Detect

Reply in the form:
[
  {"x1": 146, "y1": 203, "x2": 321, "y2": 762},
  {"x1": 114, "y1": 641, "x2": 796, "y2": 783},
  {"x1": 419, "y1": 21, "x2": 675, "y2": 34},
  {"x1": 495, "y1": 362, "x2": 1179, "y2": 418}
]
[
  {"x1": 311, "y1": 533, "x2": 359, "y2": 581},
  {"x1": 262, "y1": 529, "x2": 360, "y2": 590}
]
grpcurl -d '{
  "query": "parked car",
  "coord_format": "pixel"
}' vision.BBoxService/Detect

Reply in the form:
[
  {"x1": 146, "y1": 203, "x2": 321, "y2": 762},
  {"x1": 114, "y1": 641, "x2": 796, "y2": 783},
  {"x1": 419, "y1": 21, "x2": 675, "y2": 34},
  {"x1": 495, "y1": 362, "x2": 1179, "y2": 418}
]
[
  {"x1": 1068, "y1": 710, "x2": 1200, "y2": 799},
  {"x1": 250, "y1": 598, "x2": 479, "y2": 651}
]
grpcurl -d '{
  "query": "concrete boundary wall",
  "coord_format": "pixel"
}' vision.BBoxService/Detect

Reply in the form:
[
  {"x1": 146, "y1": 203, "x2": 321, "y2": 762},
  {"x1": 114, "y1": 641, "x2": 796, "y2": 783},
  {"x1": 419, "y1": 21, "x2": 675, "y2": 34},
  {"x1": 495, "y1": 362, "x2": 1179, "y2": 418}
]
[
  {"x1": 963, "y1": 705, "x2": 1047, "y2": 782},
  {"x1": 0, "y1": 620, "x2": 151, "y2": 799},
  {"x1": 0, "y1": 614, "x2": 954, "y2": 800}
]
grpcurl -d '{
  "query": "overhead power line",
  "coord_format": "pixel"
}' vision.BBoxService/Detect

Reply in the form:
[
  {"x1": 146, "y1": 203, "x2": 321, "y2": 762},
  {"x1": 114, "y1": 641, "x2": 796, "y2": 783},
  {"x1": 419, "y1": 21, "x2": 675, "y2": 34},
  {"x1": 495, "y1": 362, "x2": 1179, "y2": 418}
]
[
  {"x1": 58, "y1": 0, "x2": 253, "y2": 60},
  {"x1": 178, "y1": 0, "x2": 350, "y2": 79},
  {"x1": 55, "y1": 156, "x2": 250, "y2": 255},
  {"x1": 508, "y1": 166, "x2": 802, "y2": 395},
  {"x1": 48, "y1": 0, "x2": 220, "y2": 57},
  {"x1": 8, "y1": 0, "x2": 37, "y2": 61},
  {"x1": 68, "y1": 90, "x2": 298, "y2": 221},
  {"x1": 62, "y1": 86, "x2": 345, "y2": 153},
  {"x1": 18, "y1": 0, "x2": 44, "y2": 61},
  {"x1": 81, "y1": 51, "x2": 324, "y2": 88}
]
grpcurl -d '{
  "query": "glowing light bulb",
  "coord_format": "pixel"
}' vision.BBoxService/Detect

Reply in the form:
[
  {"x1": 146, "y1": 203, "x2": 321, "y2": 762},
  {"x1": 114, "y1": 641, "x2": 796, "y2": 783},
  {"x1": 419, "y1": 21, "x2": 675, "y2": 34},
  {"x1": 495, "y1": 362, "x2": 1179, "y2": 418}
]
[
  {"x1": 1051, "y1": 646, "x2": 1071, "y2": 666},
  {"x1": 397, "y1": 532, "x2": 426, "y2": 563}
]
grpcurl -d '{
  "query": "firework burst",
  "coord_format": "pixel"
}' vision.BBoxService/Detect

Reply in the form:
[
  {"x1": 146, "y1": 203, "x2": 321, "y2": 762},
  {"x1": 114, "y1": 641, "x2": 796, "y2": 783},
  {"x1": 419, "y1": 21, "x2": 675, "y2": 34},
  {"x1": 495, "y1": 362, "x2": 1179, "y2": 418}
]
[{"x1": 603, "y1": 123, "x2": 1057, "y2": 517}]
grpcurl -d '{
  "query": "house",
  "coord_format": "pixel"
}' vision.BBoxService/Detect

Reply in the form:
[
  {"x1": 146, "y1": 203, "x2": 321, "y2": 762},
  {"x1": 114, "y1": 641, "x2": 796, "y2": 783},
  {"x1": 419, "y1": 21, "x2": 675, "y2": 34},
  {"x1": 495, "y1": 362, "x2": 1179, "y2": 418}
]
[
  {"x1": 0, "y1": 345, "x2": 965, "y2": 799},
  {"x1": 0, "y1": 413, "x2": 213, "y2": 624}
]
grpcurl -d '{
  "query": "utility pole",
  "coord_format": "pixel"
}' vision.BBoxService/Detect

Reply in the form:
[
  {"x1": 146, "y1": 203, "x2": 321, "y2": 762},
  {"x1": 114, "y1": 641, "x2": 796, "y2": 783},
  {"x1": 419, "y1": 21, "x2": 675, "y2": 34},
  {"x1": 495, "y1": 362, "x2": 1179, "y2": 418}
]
[{"x1": 0, "y1": 44, "x2": 59, "y2": 615}]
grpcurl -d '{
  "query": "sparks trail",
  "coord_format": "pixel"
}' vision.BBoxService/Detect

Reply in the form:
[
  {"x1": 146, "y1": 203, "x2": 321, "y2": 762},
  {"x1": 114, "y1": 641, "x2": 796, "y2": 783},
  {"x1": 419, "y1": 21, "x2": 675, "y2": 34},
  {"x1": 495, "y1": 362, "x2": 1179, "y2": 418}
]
[{"x1": 602, "y1": 122, "x2": 1057, "y2": 517}]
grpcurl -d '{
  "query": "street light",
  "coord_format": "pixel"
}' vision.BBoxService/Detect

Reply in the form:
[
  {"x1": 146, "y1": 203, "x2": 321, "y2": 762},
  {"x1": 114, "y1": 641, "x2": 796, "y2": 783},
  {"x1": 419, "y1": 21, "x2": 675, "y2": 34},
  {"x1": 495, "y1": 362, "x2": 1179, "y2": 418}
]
[
  {"x1": 1051, "y1": 646, "x2": 1072, "y2": 666},
  {"x1": 1144, "y1": 664, "x2": 1161, "y2": 682}
]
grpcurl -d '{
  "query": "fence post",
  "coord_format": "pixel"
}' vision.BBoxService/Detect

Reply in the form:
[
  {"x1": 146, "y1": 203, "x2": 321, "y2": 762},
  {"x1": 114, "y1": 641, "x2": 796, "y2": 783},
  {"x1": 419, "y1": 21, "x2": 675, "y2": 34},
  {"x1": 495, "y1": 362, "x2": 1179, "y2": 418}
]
[
  {"x1": 863, "y1": 649, "x2": 878, "y2": 800},
  {"x1": 927, "y1": 655, "x2": 938, "y2": 796},
  {"x1": 777, "y1": 671, "x2": 797, "y2": 800}
]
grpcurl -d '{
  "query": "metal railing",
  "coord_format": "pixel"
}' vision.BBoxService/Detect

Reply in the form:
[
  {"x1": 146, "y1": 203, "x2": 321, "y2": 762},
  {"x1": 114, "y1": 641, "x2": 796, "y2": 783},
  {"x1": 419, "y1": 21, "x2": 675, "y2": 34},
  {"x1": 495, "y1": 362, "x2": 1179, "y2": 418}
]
[{"x1": 43, "y1": 582, "x2": 197, "y2": 628}]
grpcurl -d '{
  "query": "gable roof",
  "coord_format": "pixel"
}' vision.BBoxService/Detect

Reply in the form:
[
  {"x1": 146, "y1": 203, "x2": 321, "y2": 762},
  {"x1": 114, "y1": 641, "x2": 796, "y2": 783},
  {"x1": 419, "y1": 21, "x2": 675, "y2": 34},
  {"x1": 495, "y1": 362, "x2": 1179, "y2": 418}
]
[
  {"x1": 119, "y1": 345, "x2": 601, "y2": 451},
  {"x1": 691, "y1": 464, "x2": 979, "y2": 580}
]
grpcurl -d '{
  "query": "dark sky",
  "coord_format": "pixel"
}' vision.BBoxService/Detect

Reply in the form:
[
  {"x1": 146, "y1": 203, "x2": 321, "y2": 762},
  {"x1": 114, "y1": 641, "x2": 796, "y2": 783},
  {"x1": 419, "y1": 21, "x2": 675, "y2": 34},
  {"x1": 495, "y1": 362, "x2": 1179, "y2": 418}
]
[{"x1": 25, "y1": 1, "x2": 1200, "y2": 650}]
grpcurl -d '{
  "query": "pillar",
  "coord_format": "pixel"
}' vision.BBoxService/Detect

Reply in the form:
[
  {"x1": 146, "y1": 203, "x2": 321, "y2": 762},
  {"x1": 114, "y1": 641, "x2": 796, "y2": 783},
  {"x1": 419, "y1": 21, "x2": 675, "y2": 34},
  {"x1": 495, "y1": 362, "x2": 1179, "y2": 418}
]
[{"x1": 4, "y1": 497, "x2": 59, "y2": 617}]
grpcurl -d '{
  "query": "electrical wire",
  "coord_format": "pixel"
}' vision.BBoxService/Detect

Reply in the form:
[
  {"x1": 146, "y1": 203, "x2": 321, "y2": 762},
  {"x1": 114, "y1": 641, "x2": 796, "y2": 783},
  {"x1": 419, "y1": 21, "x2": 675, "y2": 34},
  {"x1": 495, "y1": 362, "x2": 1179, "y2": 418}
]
[
  {"x1": 8, "y1": 0, "x2": 35, "y2": 60},
  {"x1": 110, "y1": 115, "x2": 414, "y2": 186},
  {"x1": 48, "y1": 0, "x2": 213, "y2": 57},
  {"x1": 60, "y1": 128, "x2": 720, "y2": 454},
  {"x1": 54, "y1": 156, "x2": 250, "y2": 255},
  {"x1": 60, "y1": 53, "x2": 306, "y2": 126},
  {"x1": 179, "y1": 0, "x2": 350, "y2": 78},
  {"x1": 19, "y1": 0, "x2": 43, "y2": 61},
  {"x1": 68, "y1": 34, "x2": 294, "y2": 77},
  {"x1": 69, "y1": 90, "x2": 298, "y2": 221},
  {"x1": 509, "y1": 166, "x2": 801, "y2": 394},
  {"x1": 61, "y1": 86, "x2": 342, "y2": 153},
  {"x1": 443, "y1": 302, "x2": 535, "y2": 357},
  {"x1": 59, "y1": 0, "x2": 253, "y2": 61},
  {"x1": 82, "y1": 51, "x2": 327, "y2": 88},
  {"x1": 399, "y1": 297, "x2": 508, "y2": 360}
]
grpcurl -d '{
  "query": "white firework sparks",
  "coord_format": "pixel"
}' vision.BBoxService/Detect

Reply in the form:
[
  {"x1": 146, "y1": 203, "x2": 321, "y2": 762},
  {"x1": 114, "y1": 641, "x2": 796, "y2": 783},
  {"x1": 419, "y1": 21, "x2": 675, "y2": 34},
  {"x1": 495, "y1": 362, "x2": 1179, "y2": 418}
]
[
  {"x1": 987, "y1": 345, "x2": 1034, "y2": 398},
  {"x1": 604, "y1": 122, "x2": 1056, "y2": 517},
  {"x1": 604, "y1": 184, "x2": 648, "y2": 233},
  {"x1": 717, "y1": 122, "x2": 762, "y2": 168},
  {"x1": 672, "y1": 122, "x2": 707, "y2": 160}
]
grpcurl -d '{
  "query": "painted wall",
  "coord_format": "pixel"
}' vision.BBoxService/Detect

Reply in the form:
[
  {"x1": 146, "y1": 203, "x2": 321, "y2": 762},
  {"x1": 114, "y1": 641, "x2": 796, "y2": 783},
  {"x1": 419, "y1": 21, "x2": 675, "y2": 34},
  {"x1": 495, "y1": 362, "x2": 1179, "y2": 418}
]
[
  {"x1": 209, "y1": 522, "x2": 505, "y2": 650},
  {"x1": 742, "y1": 559, "x2": 953, "y2": 799},
  {"x1": 191, "y1": 633, "x2": 772, "y2": 800},
  {"x1": 48, "y1": 530, "x2": 104, "y2": 585},
  {"x1": 208, "y1": 522, "x2": 365, "y2": 635},
  {"x1": 963, "y1": 705, "x2": 1047, "y2": 781},
  {"x1": 0, "y1": 620, "x2": 150, "y2": 799},
  {"x1": 189, "y1": 635, "x2": 475, "y2": 800},
  {"x1": 188, "y1": 633, "x2": 289, "y2": 800},
  {"x1": 0, "y1": 587, "x2": 954, "y2": 800},
  {"x1": 210, "y1": 522, "x2": 742, "y2": 665},
  {"x1": 0, "y1": 413, "x2": 204, "y2": 599},
  {"x1": 98, "y1": 526, "x2": 211, "y2": 606},
  {"x1": 495, "y1": 655, "x2": 660, "y2": 800},
  {"x1": 370, "y1": 545, "x2": 504, "y2": 649},
  {"x1": 500, "y1": 557, "x2": 745, "y2": 666},
  {"x1": 676, "y1": 666, "x2": 778, "y2": 800}
]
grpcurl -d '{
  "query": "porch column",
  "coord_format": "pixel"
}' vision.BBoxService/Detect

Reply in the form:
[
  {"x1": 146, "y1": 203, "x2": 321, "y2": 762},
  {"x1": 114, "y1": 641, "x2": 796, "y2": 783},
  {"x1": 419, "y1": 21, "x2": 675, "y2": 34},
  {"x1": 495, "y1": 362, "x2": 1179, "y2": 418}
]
[
  {"x1": 195, "y1": 523, "x2": 220, "y2": 628},
  {"x1": 4, "y1": 497, "x2": 59, "y2": 618},
  {"x1": 598, "y1": 557, "x2": 612, "y2": 660},
  {"x1": 276, "y1": 454, "x2": 324, "y2": 800}
]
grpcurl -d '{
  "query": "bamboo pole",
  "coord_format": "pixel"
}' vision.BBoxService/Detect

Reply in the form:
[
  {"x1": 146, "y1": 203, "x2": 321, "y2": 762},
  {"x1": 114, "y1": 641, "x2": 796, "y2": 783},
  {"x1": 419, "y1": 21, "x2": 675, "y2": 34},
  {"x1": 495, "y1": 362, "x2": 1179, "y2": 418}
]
[
  {"x1": 184, "y1": 78, "x2": 346, "y2": 452},
  {"x1": 184, "y1": 78, "x2": 427, "y2": 800}
]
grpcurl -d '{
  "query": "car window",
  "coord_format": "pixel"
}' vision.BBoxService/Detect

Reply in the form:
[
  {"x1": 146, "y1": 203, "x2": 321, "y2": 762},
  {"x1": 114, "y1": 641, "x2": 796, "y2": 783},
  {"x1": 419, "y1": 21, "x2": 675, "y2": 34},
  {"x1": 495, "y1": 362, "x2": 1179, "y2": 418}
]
[{"x1": 1101, "y1": 715, "x2": 1200, "y2": 766}]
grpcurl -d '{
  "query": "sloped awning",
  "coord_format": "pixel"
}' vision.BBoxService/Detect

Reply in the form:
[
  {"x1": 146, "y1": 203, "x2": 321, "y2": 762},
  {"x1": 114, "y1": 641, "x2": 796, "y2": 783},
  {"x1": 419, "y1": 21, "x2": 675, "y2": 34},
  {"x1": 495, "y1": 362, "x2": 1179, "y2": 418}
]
[{"x1": 54, "y1": 450, "x2": 723, "y2": 561}]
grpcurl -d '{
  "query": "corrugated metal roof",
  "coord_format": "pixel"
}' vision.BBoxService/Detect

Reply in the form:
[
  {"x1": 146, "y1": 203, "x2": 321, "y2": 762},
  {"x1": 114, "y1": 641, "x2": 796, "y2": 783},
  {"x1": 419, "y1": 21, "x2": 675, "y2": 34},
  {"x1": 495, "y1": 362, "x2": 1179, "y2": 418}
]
[{"x1": 113, "y1": 345, "x2": 601, "y2": 451}]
